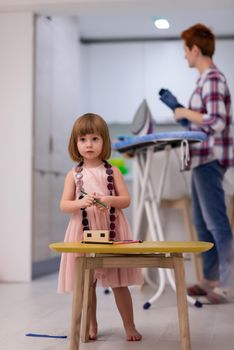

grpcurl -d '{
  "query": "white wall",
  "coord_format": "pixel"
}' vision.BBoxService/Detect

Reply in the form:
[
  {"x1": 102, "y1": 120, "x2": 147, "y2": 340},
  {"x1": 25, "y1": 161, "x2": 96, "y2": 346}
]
[
  {"x1": 80, "y1": 40, "x2": 234, "y2": 123},
  {"x1": 0, "y1": 12, "x2": 34, "y2": 281}
]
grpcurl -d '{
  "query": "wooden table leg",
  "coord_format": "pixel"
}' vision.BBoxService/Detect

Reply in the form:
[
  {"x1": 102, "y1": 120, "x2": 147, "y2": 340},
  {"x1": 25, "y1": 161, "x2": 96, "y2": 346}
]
[
  {"x1": 81, "y1": 268, "x2": 94, "y2": 342},
  {"x1": 173, "y1": 255, "x2": 191, "y2": 350},
  {"x1": 70, "y1": 257, "x2": 85, "y2": 350}
]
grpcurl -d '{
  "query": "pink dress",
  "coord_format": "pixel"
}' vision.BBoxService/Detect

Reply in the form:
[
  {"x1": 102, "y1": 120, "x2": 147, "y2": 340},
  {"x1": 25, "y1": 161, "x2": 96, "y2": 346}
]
[{"x1": 58, "y1": 163, "x2": 143, "y2": 293}]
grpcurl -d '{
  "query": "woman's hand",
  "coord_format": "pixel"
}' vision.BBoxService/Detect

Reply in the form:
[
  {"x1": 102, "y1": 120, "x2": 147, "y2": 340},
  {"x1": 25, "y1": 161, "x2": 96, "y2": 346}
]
[
  {"x1": 174, "y1": 107, "x2": 186, "y2": 121},
  {"x1": 174, "y1": 107, "x2": 203, "y2": 125}
]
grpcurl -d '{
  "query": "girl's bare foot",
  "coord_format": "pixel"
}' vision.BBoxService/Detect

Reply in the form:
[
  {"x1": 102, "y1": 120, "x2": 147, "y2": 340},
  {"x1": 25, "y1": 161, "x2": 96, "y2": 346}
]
[
  {"x1": 89, "y1": 322, "x2": 98, "y2": 340},
  {"x1": 125, "y1": 326, "x2": 142, "y2": 341}
]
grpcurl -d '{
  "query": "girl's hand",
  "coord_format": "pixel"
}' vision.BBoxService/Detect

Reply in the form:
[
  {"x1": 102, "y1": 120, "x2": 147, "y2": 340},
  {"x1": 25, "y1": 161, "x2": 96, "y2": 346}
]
[
  {"x1": 94, "y1": 195, "x2": 111, "y2": 211},
  {"x1": 79, "y1": 193, "x2": 95, "y2": 208}
]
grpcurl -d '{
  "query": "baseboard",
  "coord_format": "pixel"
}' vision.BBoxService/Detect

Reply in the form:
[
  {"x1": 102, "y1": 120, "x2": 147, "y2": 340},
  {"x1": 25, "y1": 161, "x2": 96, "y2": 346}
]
[{"x1": 32, "y1": 256, "x2": 60, "y2": 279}]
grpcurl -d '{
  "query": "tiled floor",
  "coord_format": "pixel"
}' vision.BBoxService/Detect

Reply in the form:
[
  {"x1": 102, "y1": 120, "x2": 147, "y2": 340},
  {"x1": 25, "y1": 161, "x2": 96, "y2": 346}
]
[{"x1": 1, "y1": 266, "x2": 234, "y2": 350}]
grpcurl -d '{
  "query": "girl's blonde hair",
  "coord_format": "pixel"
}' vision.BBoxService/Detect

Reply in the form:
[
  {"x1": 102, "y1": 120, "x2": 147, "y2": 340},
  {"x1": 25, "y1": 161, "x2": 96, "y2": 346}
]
[{"x1": 68, "y1": 113, "x2": 112, "y2": 162}]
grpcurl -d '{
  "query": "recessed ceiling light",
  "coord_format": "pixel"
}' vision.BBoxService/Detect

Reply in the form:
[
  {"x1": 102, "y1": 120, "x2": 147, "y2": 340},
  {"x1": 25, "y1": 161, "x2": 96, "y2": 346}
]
[{"x1": 154, "y1": 18, "x2": 170, "y2": 30}]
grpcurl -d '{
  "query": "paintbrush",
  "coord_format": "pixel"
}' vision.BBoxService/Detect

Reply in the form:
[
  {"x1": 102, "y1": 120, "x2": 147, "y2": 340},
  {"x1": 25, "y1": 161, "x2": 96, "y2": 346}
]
[{"x1": 80, "y1": 190, "x2": 108, "y2": 208}]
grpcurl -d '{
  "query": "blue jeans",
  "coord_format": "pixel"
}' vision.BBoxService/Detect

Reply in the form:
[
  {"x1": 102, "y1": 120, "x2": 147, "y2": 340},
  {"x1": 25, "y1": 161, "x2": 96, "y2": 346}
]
[{"x1": 191, "y1": 160, "x2": 233, "y2": 287}]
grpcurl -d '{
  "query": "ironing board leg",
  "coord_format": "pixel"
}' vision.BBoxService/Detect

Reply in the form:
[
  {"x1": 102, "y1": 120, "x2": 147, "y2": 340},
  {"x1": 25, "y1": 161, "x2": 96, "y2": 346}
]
[
  {"x1": 70, "y1": 257, "x2": 85, "y2": 350},
  {"x1": 173, "y1": 255, "x2": 191, "y2": 350}
]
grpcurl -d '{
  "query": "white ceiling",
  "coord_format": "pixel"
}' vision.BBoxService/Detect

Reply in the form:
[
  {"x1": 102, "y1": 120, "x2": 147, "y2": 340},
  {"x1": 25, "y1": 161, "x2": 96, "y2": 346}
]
[
  {"x1": 1, "y1": 0, "x2": 234, "y2": 39},
  {"x1": 78, "y1": 10, "x2": 234, "y2": 41}
]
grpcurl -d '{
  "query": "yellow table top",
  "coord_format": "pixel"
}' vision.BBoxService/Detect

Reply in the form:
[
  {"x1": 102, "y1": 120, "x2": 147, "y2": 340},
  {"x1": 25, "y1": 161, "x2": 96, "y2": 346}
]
[{"x1": 49, "y1": 240, "x2": 213, "y2": 254}]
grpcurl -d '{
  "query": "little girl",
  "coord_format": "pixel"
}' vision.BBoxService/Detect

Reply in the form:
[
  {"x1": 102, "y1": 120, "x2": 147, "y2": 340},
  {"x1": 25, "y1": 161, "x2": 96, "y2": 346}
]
[{"x1": 58, "y1": 113, "x2": 143, "y2": 341}]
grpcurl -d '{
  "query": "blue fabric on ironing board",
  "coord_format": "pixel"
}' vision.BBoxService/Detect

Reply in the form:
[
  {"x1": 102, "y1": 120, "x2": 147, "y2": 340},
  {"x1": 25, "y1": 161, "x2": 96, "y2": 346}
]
[{"x1": 112, "y1": 131, "x2": 207, "y2": 153}]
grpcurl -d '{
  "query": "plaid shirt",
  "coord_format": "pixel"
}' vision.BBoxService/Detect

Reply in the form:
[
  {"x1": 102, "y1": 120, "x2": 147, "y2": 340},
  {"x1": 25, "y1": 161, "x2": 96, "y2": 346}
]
[{"x1": 188, "y1": 64, "x2": 234, "y2": 168}]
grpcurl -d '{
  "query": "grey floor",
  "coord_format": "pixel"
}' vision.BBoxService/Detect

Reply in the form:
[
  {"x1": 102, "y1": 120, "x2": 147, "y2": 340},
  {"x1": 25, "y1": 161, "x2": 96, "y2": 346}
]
[{"x1": 1, "y1": 263, "x2": 234, "y2": 350}]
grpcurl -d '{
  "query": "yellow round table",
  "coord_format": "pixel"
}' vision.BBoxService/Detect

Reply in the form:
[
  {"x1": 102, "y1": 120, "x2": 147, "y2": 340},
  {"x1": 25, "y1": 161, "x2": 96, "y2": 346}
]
[{"x1": 50, "y1": 240, "x2": 213, "y2": 350}]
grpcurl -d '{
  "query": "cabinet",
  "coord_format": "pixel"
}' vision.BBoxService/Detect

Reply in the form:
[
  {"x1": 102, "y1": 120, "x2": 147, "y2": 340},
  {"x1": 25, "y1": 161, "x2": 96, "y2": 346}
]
[{"x1": 32, "y1": 16, "x2": 80, "y2": 277}]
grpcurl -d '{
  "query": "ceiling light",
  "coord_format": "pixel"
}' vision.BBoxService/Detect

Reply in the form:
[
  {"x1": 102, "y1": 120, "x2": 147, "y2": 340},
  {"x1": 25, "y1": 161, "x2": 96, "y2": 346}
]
[{"x1": 154, "y1": 18, "x2": 170, "y2": 30}]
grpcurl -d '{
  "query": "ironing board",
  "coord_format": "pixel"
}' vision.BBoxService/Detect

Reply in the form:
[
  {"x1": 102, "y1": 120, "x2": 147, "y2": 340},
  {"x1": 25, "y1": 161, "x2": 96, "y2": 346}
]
[
  {"x1": 113, "y1": 131, "x2": 206, "y2": 153},
  {"x1": 50, "y1": 240, "x2": 213, "y2": 350},
  {"x1": 112, "y1": 131, "x2": 207, "y2": 308}
]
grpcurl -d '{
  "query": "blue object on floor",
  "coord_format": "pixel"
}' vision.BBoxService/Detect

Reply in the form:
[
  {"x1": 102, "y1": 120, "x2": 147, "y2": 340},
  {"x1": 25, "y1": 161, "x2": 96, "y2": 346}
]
[
  {"x1": 194, "y1": 300, "x2": 203, "y2": 308},
  {"x1": 25, "y1": 333, "x2": 67, "y2": 339},
  {"x1": 143, "y1": 302, "x2": 151, "y2": 310}
]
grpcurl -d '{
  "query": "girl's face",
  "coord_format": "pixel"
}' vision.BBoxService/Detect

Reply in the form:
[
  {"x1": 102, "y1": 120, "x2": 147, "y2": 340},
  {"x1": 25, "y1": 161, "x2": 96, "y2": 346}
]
[{"x1": 77, "y1": 133, "x2": 103, "y2": 160}]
